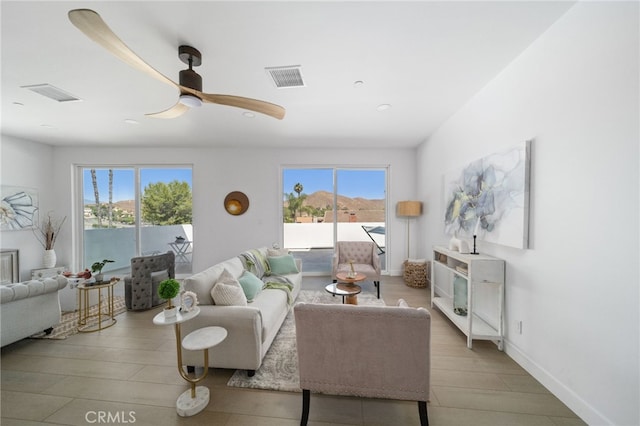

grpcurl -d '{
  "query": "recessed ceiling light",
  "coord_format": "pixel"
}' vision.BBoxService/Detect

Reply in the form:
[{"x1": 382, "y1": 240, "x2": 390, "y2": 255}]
[
  {"x1": 354, "y1": 80, "x2": 364, "y2": 88},
  {"x1": 243, "y1": 111, "x2": 255, "y2": 118},
  {"x1": 124, "y1": 119, "x2": 139, "y2": 125},
  {"x1": 376, "y1": 104, "x2": 392, "y2": 111},
  {"x1": 13, "y1": 102, "x2": 24, "y2": 107},
  {"x1": 40, "y1": 124, "x2": 55, "y2": 129}
]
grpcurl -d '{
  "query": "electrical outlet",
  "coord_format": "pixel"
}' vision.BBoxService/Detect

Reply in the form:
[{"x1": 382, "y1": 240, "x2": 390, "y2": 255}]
[{"x1": 513, "y1": 320, "x2": 523, "y2": 334}]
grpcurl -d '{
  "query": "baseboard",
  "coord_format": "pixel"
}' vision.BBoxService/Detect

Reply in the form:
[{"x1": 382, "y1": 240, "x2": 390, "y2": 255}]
[{"x1": 504, "y1": 340, "x2": 610, "y2": 425}]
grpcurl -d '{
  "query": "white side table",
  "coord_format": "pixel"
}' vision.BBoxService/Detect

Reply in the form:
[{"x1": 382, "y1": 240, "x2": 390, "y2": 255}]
[{"x1": 152, "y1": 307, "x2": 227, "y2": 417}]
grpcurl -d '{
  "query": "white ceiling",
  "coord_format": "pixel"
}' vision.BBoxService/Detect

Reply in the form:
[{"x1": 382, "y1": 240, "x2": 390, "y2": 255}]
[{"x1": 1, "y1": 1, "x2": 575, "y2": 149}]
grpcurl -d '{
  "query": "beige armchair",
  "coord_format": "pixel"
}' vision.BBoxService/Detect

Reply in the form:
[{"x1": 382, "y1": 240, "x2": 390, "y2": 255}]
[
  {"x1": 294, "y1": 302, "x2": 431, "y2": 425},
  {"x1": 124, "y1": 251, "x2": 175, "y2": 310},
  {"x1": 332, "y1": 241, "x2": 381, "y2": 298}
]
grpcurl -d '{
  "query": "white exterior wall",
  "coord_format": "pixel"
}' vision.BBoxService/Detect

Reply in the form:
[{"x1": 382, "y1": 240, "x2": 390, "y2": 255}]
[{"x1": 416, "y1": 2, "x2": 639, "y2": 424}]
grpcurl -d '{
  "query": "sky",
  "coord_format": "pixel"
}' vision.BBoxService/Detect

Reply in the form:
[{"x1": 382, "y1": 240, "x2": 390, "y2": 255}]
[
  {"x1": 283, "y1": 168, "x2": 386, "y2": 200},
  {"x1": 83, "y1": 168, "x2": 192, "y2": 202},
  {"x1": 83, "y1": 167, "x2": 385, "y2": 202}
]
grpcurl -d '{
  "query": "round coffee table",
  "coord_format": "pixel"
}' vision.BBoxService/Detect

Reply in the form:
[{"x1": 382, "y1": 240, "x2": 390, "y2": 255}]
[
  {"x1": 336, "y1": 272, "x2": 367, "y2": 284},
  {"x1": 325, "y1": 282, "x2": 362, "y2": 305}
]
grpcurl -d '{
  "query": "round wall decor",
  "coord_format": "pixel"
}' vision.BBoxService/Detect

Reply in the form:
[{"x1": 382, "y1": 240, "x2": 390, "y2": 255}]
[{"x1": 224, "y1": 191, "x2": 249, "y2": 215}]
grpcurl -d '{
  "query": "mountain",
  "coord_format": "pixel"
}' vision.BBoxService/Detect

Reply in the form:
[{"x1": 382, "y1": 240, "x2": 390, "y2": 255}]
[{"x1": 302, "y1": 190, "x2": 384, "y2": 211}]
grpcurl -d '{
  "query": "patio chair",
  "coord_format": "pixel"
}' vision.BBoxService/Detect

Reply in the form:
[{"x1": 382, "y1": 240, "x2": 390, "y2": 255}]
[
  {"x1": 332, "y1": 241, "x2": 381, "y2": 298},
  {"x1": 124, "y1": 251, "x2": 175, "y2": 310},
  {"x1": 294, "y1": 301, "x2": 431, "y2": 425}
]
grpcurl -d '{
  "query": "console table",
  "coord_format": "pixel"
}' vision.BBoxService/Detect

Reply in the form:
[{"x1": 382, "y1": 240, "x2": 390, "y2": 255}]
[{"x1": 431, "y1": 246, "x2": 505, "y2": 350}]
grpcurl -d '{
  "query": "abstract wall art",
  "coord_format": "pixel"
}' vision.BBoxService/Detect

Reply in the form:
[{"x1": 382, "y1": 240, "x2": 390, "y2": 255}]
[
  {"x1": 443, "y1": 140, "x2": 531, "y2": 249},
  {"x1": 0, "y1": 186, "x2": 39, "y2": 231}
]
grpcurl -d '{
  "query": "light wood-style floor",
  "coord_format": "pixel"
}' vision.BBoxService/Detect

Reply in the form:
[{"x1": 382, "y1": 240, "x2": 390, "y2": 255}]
[{"x1": 1, "y1": 276, "x2": 585, "y2": 425}]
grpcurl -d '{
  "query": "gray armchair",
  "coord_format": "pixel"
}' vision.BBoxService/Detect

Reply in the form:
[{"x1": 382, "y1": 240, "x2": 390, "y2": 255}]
[
  {"x1": 332, "y1": 241, "x2": 382, "y2": 298},
  {"x1": 124, "y1": 251, "x2": 175, "y2": 310},
  {"x1": 294, "y1": 301, "x2": 431, "y2": 425}
]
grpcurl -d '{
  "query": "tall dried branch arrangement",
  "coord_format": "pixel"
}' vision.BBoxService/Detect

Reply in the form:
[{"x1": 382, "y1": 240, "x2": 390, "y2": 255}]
[{"x1": 33, "y1": 212, "x2": 66, "y2": 250}]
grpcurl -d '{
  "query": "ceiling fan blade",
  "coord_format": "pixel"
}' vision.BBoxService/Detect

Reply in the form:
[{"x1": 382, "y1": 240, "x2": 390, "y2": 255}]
[
  {"x1": 199, "y1": 93, "x2": 286, "y2": 120},
  {"x1": 146, "y1": 102, "x2": 190, "y2": 119},
  {"x1": 68, "y1": 9, "x2": 178, "y2": 89}
]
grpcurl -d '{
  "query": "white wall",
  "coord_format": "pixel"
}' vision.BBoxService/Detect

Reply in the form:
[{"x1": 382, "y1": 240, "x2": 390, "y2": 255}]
[
  {"x1": 35, "y1": 146, "x2": 414, "y2": 276},
  {"x1": 0, "y1": 135, "x2": 58, "y2": 279},
  {"x1": 416, "y1": 2, "x2": 639, "y2": 425}
]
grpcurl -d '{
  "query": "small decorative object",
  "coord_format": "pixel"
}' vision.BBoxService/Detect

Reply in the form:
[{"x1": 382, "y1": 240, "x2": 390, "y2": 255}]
[
  {"x1": 181, "y1": 291, "x2": 198, "y2": 313},
  {"x1": 224, "y1": 191, "x2": 249, "y2": 215},
  {"x1": 175, "y1": 236, "x2": 185, "y2": 243},
  {"x1": 448, "y1": 235, "x2": 470, "y2": 254},
  {"x1": 471, "y1": 217, "x2": 480, "y2": 255},
  {"x1": 91, "y1": 259, "x2": 114, "y2": 282},
  {"x1": 33, "y1": 212, "x2": 66, "y2": 268},
  {"x1": 347, "y1": 260, "x2": 356, "y2": 279},
  {"x1": 158, "y1": 278, "x2": 181, "y2": 317}
]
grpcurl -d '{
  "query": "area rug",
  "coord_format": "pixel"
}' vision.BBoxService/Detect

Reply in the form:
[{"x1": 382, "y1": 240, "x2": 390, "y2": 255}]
[
  {"x1": 30, "y1": 296, "x2": 127, "y2": 340},
  {"x1": 226, "y1": 289, "x2": 385, "y2": 392}
]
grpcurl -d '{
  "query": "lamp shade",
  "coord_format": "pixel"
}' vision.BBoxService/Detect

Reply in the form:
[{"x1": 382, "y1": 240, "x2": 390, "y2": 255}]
[{"x1": 397, "y1": 200, "x2": 422, "y2": 217}]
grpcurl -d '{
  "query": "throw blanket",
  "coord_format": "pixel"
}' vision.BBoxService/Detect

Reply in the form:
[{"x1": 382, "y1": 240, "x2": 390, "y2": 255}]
[
  {"x1": 239, "y1": 249, "x2": 270, "y2": 278},
  {"x1": 263, "y1": 277, "x2": 294, "y2": 305},
  {"x1": 239, "y1": 249, "x2": 294, "y2": 305}
]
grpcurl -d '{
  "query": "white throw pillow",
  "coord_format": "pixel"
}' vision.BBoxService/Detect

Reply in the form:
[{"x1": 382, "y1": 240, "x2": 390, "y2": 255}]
[
  {"x1": 267, "y1": 247, "x2": 290, "y2": 257},
  {"x1": 211, "y1": 282, "x2": 247, "y2": 306},
  {"x1": 210, "y1": 268, "x2": 246, "y2": 306}
]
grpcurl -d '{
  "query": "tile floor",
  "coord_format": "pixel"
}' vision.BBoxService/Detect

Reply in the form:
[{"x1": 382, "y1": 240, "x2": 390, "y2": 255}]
[{"x1": 1, "y1": 276, "x2": 585, "y2": 425}]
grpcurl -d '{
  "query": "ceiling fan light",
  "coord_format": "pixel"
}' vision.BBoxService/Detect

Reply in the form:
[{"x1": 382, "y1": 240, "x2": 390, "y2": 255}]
[{"x1": 179, "y1": 94, "x2": 202, "y2": 108}]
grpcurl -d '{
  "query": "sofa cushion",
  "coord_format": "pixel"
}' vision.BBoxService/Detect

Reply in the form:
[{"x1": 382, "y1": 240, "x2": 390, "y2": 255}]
[
  {"x1": 184, "y1": 257, "x2": 244, "y2": 305},
  {"x1": 238, "y1": 271, "x2": 263, "y2": 302},
  {"x1": 267, "y1": 254, "x2": 299, "y2": 275},
  {"x1": 250, "y1": 288, "x2": 289, "y2": 342}
]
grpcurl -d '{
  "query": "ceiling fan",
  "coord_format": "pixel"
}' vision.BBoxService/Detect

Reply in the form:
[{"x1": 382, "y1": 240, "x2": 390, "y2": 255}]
[{"x1": 68, "y1": 9, "x2": 285, "y2": 120}]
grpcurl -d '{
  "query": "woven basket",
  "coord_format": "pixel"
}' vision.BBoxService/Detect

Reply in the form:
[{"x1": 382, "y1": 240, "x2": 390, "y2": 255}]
[{"x1": 403, "y1": 260, "x2": 430, "y2": 288}]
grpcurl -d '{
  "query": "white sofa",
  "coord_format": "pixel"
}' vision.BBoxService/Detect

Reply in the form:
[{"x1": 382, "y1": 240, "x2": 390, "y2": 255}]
[
  {"x1": 1, "y1": 275, "x2": 68, "y2": 347},
  {"x1": 182, "y1": 247, "x2": 302, "y2": 375}
]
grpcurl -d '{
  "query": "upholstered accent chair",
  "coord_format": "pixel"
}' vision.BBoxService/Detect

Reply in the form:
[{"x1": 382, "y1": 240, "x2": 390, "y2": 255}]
[
  {"x1": 294, "y1": 302, "x2": 431, "y2": 425},
  {"x1": 332, "y1": 241, "x2": 382, "y2": 298},
  {"x1": 124, "y1": 251, "x2": 175, "y2": 310}
]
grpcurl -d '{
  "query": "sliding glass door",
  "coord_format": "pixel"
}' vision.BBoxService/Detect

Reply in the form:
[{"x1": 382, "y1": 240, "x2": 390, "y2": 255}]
[
  {"x1": 282, "y1": 167, "x2": 387, "y2": 273},
  {"x1": 80, "y1": 166, "x2": 193, "y2": 275}
]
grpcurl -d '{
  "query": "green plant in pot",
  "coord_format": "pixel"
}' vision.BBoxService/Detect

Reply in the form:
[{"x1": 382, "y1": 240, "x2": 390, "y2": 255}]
[
  {"x1": 158, "y1": 278, "x2": 181, "y2": 317},
  {"x1": 91, "y1": 259, "x2": 114, "y2": 282}
]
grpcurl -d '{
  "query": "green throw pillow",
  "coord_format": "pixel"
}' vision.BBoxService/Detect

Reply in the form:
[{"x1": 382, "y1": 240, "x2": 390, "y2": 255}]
[
  {"x1": 238, "y1": 270, "x2": 264, "y2": 302},
  {"x1": 267, "y1": 254, "x2": 299, "y2": 275}
]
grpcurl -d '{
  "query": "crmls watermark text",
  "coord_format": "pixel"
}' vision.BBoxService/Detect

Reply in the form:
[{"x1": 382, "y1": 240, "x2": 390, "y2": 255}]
[{"x1": 85, "y1": 411, "x2": 136, "y2": 423}]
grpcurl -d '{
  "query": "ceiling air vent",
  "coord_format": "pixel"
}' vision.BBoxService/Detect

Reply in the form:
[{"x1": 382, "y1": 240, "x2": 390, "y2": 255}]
[
  {"x1": 265, "y1": 65, "x2": 305, "y2": 88},
  {"x1": 21, "y1": 84, "x2": 82, "y2": 102}
]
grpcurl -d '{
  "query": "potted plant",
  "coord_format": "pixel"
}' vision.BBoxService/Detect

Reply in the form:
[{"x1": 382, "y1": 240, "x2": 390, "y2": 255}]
[
  {"x1": 91, "y1": 259, "x2": 114, "y2": 282},
  {"x1": 158, "y1": 278, "x2": 181, "y2": 317}
]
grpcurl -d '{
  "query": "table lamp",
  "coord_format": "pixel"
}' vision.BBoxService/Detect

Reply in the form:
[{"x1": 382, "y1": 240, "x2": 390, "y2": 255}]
[{"x1": 397, "y1": 200, "x2": 423, "y2": 259}]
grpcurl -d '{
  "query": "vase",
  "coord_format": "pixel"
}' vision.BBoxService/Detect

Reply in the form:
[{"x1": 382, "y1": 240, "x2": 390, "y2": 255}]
[
  {"x1": 453, "y1": 276, "x2": 468, "y2": 316},
  {"x1": 164, "y1": 306, "x2": 177, "y2": 318},
  {"x1": 43, "y1": 249, "x2": 56, "y2": 268}
]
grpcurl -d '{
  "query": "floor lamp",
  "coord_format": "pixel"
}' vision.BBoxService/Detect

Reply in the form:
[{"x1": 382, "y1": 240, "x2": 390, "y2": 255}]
[{"x1": 397, "y1": 200, "x2": 423, "y2": 259}]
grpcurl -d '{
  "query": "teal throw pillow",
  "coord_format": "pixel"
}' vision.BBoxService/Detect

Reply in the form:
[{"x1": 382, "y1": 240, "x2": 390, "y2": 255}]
[
  {"x1": 238, "y1": 271, "x2": 264, "y2": 302},
  {"x1": 267, "y1": 254, "x2": 299, "y2": 275}
]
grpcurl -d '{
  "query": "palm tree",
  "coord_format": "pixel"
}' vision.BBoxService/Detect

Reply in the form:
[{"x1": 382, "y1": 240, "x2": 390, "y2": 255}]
[
  {"x1": 108, "y1": 169, "x2": 113, "y2": 227},
  {"x1": 90, "y1": 169, "x2": 102, "y2": 227},
  {"x1": 293, "y1": 183, "x2": 304, "y2": 219}
]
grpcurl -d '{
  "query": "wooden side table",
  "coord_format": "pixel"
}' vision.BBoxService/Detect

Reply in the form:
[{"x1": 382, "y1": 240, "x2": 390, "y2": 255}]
[{"x1": 153, "y1": 307, "x2": 227, "y2": 417}]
